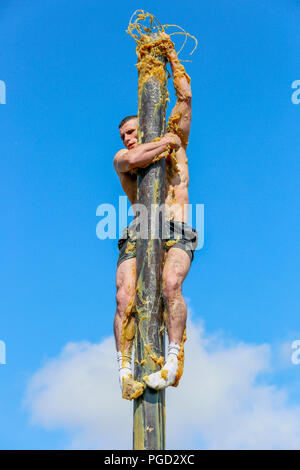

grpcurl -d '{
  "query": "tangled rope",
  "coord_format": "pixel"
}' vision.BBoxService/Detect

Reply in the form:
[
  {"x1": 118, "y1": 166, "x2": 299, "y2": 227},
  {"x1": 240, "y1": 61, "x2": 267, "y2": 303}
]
[{"x1": 126, "y1": 10, "x2": 198, "y2": 61}]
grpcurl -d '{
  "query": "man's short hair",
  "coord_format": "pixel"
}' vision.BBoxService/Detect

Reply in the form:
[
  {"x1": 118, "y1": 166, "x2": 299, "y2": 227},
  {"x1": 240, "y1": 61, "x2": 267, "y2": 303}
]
[{"x1": 118, "y1": 115, "x2": 137, "y2": 129}]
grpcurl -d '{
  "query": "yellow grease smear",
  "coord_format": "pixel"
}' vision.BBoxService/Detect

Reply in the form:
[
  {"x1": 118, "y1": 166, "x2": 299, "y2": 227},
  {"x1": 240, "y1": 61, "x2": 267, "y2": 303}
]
[
  {"x1": 153, "y1": 179, "x2": 159, "y2": 204},
  {"x1": 146, "y1": 238, "x2": 153, "y2": 258},
  {"x1": 145, "y1": 344, "x2": 165, "y2": 368},
  {"x1": 135, "y1": 35, "x2": 168, "y2": 146},
  {"x1": 166, "y1": 238, "x2": 179, "y2": 248},
  {"x1": 127, "y1": 12, "x2": 195, "y2": 186},
  {"x1": 120, "y1": 299, "x2": 136, "y2": 368},
  {"x1": 172, "y1": 327, "x2": 187, "y2": 387},
  {"x1": 122, "y1": 376, "x2": 145, "y2": 401},
  {"x1": 135, "y1": 359, "x2": 146, "y2": 366},
  {"x1": 125, "y1": 240, "x2": 136, "y2": 254},
  {"x1": 136, "y1": 274, "x2": 146, "y2": 306}
]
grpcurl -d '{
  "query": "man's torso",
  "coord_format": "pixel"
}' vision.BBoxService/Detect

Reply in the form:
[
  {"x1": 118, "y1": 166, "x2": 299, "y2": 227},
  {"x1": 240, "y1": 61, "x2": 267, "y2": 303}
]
[{"x1": 117, "y1": 146, "x2": 189, "y2": 222}]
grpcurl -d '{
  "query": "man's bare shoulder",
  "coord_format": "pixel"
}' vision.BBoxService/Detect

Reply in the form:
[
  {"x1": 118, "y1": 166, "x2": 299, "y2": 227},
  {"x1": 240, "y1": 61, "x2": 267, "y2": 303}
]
[
  {"x1": 114, "y1": 148, "x2": 128, "y2": 162},
  {"x1": 113, "y1": 148, "x2": 128, "y2": 173}
]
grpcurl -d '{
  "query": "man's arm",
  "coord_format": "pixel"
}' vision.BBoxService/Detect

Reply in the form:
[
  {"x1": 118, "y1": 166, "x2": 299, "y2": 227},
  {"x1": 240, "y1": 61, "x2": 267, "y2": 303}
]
[
  {"x1": 113, "y1": 133, "x2": 180, "y2": 174},
  {"x1": 160, "y1": 33, "x2": 192, "y2": 148}
]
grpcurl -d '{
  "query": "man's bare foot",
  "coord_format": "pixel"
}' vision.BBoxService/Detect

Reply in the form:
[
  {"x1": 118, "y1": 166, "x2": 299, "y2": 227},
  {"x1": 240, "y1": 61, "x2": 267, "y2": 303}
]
[
  {"x1": 118, "y1": 365, "x2": 145, "y2": 400},
  {"x1": 143, "y1": 342, "x2": 181, "y2": 390},
  {"x1": 122, "y1": 377, "x2": 145, "y2": 400},
  {"x1": 143, "y1": 355, "x2": 178, "y2": 390}
]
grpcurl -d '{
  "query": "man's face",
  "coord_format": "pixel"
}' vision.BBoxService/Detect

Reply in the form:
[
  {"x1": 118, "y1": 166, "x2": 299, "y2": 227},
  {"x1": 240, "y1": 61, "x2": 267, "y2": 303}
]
[{"x1": 119, "y1": 118, "x2": 138, "y2": 150}]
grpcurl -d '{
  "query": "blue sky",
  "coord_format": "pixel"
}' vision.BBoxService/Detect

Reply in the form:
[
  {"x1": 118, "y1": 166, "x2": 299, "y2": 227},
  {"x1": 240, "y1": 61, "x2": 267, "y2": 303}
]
[{"x1": 0, "y1": 0, "x2": 300, "y2": 450}]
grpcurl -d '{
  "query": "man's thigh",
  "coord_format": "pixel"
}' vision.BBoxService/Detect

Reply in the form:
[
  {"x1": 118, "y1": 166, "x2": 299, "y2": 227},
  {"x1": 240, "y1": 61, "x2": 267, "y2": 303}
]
[{"x1": 162, "y1": 247, "x2": 191, "y2": 287}]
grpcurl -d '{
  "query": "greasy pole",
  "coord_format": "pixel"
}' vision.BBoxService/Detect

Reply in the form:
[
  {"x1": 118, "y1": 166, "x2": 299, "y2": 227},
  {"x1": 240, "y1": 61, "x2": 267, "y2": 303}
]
[{"x1": 133, "y1": 31, "x2": 168, "y2": 450}]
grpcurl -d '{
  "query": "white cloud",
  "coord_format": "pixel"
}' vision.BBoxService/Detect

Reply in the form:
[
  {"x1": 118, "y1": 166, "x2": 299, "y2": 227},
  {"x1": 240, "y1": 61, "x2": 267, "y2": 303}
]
[
  {"x1": 23, "y1": 316, "x2": 300, "y2": 450},
  {"x1": 24, "y1": 337, "x2": 133, "y2": 449},
  {"x1": 167, "y1": 318, "x2": 300, "y2": 449}
]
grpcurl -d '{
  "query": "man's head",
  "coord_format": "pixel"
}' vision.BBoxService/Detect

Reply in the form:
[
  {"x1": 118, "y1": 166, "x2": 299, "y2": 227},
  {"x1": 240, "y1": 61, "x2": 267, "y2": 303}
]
[{"x1": 119, "y1": 115, "x2": 138, "y2": 150}]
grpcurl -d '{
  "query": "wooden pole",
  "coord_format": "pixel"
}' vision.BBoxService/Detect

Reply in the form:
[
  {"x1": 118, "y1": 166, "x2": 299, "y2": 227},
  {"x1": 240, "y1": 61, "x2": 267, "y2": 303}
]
[{"x1": 133, "y1": 32, "x2": 168, "y2": 450}]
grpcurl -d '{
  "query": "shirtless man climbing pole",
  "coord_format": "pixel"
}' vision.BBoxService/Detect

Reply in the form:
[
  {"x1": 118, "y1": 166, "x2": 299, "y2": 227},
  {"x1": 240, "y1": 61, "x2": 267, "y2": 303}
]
[{"x1": 113, "y1": 33, "x2": 198, "y2": 395}]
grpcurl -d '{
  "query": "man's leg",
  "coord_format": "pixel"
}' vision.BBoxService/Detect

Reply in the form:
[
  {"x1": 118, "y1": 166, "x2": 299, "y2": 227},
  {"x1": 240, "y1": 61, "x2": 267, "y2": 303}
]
[
  {"x1": 162, "y1": 247, "x2": 191, "y2": 344},
  {"x1": 114, "y1": 257, "x2": 136, "y2": 387},
  {"x1": 143, "y1": 247, "x2": 191, "y2": 390}
]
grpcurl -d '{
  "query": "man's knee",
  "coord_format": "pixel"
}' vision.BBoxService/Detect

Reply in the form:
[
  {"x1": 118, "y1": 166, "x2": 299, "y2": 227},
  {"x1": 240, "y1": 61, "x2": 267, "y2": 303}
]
[
  {"x1": 162, "y1": 274, "x2": 182, "y2": 302},
  {"x1": 116, "y1": 286, "x2": 134, "y2": 318}
]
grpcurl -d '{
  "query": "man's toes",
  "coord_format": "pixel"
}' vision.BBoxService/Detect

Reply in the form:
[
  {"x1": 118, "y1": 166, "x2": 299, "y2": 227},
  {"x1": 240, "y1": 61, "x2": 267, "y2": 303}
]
[
  {"x1": 143, "y1": 370, "x2": 170, "y2": 390},
  {"x1": 122, "y1": 377, "x2": 145, "y2": 400}
]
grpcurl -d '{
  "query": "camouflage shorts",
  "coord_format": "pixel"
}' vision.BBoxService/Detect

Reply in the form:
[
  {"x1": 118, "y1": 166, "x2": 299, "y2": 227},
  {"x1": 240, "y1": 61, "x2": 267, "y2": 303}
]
[{"x1": 117, "y1": 219, "x2": 198, "y2": 268}]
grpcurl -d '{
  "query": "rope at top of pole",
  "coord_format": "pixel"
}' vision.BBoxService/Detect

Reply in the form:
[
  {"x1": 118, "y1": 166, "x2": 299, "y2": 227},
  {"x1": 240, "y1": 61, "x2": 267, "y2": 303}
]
[{"x1": 126, "y1": 10, "x2": 198, "y2": 59}]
